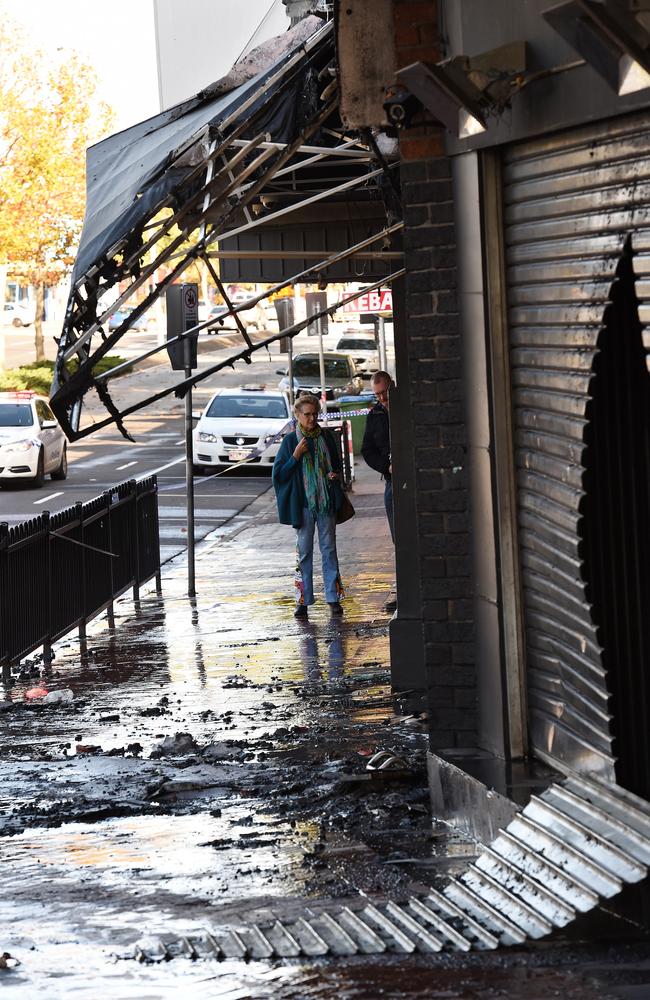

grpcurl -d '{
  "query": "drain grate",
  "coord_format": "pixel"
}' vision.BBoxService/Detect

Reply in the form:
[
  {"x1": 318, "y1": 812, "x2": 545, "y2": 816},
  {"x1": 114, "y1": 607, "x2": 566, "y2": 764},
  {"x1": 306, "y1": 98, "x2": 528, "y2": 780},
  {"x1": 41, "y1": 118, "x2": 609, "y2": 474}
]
[{"x1": 134, "y1": 773, "x2": 650, "y2": 961}]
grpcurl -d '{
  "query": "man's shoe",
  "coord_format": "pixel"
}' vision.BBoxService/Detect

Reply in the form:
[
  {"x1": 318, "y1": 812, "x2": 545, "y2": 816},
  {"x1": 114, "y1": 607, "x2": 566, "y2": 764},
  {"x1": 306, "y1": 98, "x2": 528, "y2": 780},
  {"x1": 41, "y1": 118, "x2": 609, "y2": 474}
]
[
  {"x1": 383, "y1": 597, "x2": 397, "y2": 613},
  {"x1": 328, "y1": 602, "x2": 343, "y2": 615},
  {"x1": 294, "y1": 604, "x2": 308, "y2": 618}
]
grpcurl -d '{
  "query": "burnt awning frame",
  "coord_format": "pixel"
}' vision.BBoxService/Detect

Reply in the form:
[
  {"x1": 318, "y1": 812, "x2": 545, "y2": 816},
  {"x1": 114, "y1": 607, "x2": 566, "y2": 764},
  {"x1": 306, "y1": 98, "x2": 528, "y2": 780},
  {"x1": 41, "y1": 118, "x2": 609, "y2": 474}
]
[{"x1": 51, "y1": 18, "x2": 403, "y2": 443}]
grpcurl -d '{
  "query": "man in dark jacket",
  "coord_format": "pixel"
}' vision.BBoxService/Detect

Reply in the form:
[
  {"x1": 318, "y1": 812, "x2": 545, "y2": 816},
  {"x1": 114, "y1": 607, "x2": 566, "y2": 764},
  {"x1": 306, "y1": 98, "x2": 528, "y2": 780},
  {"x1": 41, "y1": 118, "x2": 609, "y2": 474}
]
[{"x1": 361, "y1": 371, "x2": 394, "y2": 543}]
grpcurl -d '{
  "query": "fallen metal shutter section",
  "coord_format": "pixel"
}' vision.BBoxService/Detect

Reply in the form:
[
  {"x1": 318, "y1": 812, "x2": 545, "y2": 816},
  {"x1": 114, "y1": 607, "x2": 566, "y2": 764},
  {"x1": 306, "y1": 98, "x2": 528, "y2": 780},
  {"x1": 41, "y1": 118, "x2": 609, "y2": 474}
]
[
  {"x1": 133, "y1": 773, "x2": 650, "y2": 960},
  {"x1": 502, "y1": 111, "x2": 650, "y2": 781}
]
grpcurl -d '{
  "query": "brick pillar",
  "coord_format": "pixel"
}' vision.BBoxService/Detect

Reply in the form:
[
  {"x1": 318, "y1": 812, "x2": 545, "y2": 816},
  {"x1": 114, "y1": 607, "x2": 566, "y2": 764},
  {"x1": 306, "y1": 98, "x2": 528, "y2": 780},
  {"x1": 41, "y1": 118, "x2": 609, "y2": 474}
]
[{"x1": 389, "y1": 0, "x2": 477, "y2": 748}]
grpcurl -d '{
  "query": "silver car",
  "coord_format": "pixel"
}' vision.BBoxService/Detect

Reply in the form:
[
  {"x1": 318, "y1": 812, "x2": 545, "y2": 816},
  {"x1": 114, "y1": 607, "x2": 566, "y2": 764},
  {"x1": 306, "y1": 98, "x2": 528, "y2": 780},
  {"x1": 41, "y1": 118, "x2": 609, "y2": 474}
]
[{"x1": 277, "y1": 352, "x2": 364, "y2": 400}]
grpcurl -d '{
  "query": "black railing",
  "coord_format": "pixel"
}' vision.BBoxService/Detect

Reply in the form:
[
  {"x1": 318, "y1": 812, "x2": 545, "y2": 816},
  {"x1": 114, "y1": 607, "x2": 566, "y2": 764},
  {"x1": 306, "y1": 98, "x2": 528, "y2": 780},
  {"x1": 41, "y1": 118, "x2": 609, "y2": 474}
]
[{"x1": 0, "y1": 476, "x2": 160, "y2": 679}]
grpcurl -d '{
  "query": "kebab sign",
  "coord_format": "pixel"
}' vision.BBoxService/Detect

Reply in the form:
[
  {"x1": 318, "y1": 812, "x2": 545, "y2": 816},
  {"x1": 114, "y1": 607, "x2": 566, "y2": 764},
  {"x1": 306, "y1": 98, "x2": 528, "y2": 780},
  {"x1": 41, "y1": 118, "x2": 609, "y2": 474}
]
[{"x1": 340, "y1": 288, "x2": 393, "y2": 315}]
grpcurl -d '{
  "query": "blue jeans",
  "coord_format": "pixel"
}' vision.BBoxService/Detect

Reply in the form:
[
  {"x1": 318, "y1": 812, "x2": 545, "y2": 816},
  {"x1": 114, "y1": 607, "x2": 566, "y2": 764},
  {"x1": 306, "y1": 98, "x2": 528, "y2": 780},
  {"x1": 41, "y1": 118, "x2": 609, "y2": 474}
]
[
  {"x1": 295, "y1": 508, "x2": 342, "y2": 605},
  {"x1": 384, "y1": 478, "x2": 395, "y2": 544}
]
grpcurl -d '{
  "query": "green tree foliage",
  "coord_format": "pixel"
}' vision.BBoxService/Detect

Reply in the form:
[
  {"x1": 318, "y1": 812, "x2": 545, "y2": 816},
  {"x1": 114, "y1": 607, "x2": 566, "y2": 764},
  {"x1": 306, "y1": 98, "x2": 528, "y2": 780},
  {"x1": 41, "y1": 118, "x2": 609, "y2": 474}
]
[{"x1": 0, "y1": 11, "x2": 114, "y2": 360}]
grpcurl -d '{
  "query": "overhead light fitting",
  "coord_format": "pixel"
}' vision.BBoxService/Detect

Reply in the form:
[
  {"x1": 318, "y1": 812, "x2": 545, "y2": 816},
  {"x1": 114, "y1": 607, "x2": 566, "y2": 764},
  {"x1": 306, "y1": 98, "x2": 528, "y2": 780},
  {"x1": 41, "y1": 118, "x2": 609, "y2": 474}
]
[
  {"x1": 543, "y1": 0, "x2": 650, "y2": 96},
  {"x1": 396, "y1": 60, "x2": 488, "y2": 139}
]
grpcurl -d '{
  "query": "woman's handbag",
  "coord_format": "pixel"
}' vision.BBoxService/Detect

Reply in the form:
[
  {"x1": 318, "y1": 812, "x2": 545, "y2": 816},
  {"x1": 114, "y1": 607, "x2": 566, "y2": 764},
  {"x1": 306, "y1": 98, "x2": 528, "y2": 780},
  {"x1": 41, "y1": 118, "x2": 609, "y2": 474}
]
[{"x1": 336, "y1": 492, "x2": 356, "y2": 524}]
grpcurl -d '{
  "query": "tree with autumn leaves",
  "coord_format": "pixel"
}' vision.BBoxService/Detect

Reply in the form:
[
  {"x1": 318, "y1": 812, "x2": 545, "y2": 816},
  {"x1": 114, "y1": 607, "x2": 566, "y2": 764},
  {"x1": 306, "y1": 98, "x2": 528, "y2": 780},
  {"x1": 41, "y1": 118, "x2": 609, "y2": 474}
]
[{"x1": 0, "y1": 13, "x2": 113, "y2": 361}]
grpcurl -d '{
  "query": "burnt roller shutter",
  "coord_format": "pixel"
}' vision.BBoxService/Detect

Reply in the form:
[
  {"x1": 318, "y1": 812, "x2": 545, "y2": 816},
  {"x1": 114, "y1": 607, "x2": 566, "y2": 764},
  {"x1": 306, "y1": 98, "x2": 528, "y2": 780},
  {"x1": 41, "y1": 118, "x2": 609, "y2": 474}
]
[{"x1": 502, "y1": 111, "x2": 650, "y2": 794}]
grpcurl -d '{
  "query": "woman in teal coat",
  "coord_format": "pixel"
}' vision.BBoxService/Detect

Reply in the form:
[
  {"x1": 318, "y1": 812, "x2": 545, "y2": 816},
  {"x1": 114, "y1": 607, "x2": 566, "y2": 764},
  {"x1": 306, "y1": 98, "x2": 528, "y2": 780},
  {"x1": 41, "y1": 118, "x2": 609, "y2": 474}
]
[{"x1": 272, "y1": 393, "x2": 344, "y2": 618}]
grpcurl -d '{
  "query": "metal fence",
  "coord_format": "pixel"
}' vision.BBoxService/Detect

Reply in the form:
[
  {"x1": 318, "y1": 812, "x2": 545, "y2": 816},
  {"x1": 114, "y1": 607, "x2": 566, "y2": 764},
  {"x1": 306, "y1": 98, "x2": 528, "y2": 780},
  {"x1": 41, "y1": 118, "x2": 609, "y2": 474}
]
[{"x1": 0, "y1": 476, "x2": 160, "y2": 679}]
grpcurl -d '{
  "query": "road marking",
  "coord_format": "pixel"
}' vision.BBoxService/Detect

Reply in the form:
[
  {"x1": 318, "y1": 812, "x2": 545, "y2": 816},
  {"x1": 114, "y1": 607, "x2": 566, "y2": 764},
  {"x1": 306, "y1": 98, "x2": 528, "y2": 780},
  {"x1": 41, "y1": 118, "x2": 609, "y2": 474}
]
[
  {"x1": 162, "y1": 493, "x2": 259, "y2": 498},
  {"x1": 158, "y1": 523, "x2": 226, "y2": 537},
  {"x1": 142, "y1": 456, "x2": 185, "y2": 476},
  {"x1": 116, "y1": 460, "x2": 138, "y2": 470},
  {"x1": 72, "y1": 449, "x2": 137, "y2": 470},
  {"x1": 159, "y1": 507, "x2": 239, "y2": 518},
  {"x1": 33, "y1": 491, "x2": 64, "y2": 505}
]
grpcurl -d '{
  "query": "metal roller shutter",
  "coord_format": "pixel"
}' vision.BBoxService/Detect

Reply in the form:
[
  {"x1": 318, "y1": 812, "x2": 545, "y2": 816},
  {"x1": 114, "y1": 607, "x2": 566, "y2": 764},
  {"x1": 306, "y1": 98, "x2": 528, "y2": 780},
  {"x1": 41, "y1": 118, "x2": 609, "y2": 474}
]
[{"x1": 503, "y1": 111, "x2": 650, "y2": 791}]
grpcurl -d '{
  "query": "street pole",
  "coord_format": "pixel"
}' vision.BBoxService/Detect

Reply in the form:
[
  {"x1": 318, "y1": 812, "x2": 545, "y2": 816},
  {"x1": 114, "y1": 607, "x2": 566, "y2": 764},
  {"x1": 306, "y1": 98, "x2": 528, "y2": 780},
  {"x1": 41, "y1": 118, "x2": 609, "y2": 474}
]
[
  {"x1": 378, "y1": 315, "x2": 388, "y2": 372},
  {"x1": 185, "y1": 342, "x2": 196, "y2": 599},
  {"x1": 165, "y1": 283, "x2": 198, "y2": 599},
  {"x1": 317, "y1": 320, "x2": 327, "y2": 423},
  {"x1": 287, "y1": 336, "x2": 295, "y2": 408}
]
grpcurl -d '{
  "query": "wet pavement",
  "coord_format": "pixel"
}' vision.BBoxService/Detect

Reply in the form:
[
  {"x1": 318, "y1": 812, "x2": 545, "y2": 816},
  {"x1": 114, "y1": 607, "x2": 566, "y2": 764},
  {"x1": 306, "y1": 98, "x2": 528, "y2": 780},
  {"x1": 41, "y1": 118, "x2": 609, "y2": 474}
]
[{"x1": 2, "y1": 462, "x2": 650, "y2": 998}]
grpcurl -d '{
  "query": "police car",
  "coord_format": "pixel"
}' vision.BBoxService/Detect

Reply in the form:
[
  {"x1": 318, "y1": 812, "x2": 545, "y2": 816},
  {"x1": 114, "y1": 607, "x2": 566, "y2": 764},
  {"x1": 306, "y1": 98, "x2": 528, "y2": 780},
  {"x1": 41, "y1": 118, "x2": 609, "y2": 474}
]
[
  {"x1": 0, "y1": 392, "x2": 68, "y2": 486},
  {"x1": 192, "y1": 386, "x2": 291, "y2": 472}
]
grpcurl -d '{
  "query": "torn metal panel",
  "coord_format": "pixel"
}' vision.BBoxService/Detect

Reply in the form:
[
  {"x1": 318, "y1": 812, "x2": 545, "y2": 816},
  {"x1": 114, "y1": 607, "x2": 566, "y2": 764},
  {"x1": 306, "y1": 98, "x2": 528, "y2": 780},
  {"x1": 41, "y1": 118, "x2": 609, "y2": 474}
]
[{"x1": 132, "y1": 773, "x2": 650, "y2": 961}]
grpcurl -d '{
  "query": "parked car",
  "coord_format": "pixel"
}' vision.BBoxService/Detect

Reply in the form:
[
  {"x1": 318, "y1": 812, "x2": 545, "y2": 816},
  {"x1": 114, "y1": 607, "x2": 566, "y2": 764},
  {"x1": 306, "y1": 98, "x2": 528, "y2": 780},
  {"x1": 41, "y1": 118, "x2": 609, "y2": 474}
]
[
  {"x1": 192, "y1": 386, "x2": 291, "y2": 472},
  {"x1": 206, "y1": 305, "x2": 232, "y2": 332},
  {"x1": 335, "y1": 332, "x2": 379, "y2": 375},
  {"x1": 0, "y1": 392, "x2": 67, "y2": 486},
  {"x1": 207, "y1": 301, "x2": 267, "y2": 334},
  {"x1": 107, "y1": 309, "x2": 148, "y2": 332},
  {"x1": 2, "y1": 301, "x2": 36, "y2": 327},
  {"x1": 277, "y1": 353, "x2": 364, "y2": 400}
]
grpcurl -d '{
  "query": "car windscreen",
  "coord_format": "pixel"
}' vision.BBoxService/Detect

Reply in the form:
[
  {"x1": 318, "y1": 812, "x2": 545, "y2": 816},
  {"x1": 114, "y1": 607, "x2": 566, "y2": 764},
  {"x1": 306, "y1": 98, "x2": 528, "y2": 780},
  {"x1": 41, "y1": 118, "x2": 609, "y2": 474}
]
[
  {"x1": 206, "y1": 396, "x2": 288, "y2": 419},
  {"x1": 337, "y1": 339, "x2": 375, "y2": 351},
  {"x1": 0, "y1": 404, "x2": 34, "y2": 427},
  {"x1": 293, "y1": 358, "x2": 350, "y2": 379}
]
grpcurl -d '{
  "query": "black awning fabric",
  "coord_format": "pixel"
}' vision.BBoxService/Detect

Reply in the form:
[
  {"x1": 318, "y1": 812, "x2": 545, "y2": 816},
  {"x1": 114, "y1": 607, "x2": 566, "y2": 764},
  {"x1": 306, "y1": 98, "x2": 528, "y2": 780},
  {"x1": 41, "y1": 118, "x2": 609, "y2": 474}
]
[{"x1": 71, "y1": 16, "x2": 330, "y2": 288}]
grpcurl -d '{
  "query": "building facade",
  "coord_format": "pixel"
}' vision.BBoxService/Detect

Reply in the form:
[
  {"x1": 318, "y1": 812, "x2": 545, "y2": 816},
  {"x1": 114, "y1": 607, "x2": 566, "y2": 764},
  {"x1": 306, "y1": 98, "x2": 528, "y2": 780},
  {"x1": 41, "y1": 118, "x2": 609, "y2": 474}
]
[{"x1": 335, "y1": 0, "x2": 650, "y2": 833}]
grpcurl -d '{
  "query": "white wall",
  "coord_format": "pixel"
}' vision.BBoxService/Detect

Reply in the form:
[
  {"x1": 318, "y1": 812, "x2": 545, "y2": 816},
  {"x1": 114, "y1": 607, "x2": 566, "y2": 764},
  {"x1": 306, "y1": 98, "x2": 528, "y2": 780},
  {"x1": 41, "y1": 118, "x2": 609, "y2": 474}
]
[{"x1": 154, "y1": 0, "x2": 290, "y2": 109}]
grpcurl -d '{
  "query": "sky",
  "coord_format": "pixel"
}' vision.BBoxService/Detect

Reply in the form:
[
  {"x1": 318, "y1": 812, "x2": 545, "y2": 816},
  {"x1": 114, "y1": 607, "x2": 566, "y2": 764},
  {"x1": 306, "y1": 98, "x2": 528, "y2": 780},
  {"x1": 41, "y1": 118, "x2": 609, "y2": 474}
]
[{"x1": 1, "y1": 0, "x2": 160, "y2": 133}]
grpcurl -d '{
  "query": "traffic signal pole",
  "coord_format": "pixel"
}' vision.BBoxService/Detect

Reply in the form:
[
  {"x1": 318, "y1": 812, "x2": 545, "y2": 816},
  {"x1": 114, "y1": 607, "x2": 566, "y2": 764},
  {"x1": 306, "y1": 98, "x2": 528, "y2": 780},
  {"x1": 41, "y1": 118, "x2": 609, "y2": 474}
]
[
  {"x1": 166, "y1": 283, "x2": 199, "y2": 598},
  {"x1": 184, "y1": 351, "x2": 196, "y2": 599}
]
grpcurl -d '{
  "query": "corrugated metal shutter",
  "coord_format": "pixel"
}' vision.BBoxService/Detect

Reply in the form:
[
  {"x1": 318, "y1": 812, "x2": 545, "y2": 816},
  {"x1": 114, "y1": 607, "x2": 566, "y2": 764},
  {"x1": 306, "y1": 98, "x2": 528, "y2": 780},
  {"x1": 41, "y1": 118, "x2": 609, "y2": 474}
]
[{"x1": 502, "y1": 111, "x2": 650, "y2": 784}]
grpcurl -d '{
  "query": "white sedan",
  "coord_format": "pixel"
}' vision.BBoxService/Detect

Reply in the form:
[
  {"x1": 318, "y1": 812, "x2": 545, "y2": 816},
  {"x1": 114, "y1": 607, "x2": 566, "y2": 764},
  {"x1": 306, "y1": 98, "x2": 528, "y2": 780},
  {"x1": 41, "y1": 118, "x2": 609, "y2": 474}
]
[
  {"x1": 0, "y1": 392, "x2": 68, "y2": 486},
  {"x1": 335, "y1": 332, "x2": 379, "y2": 375},
  {"x1": 2, "y1": 301, "x2": 36, "y2": 327},
  {"x1": 192, "y1": 386, "x2": 292, "y2": 472}
]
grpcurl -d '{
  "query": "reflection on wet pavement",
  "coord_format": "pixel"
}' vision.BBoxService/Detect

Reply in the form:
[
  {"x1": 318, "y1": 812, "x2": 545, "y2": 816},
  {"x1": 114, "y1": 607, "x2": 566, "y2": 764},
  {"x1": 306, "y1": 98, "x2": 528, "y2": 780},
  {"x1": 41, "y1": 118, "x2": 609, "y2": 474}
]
[
  {"x1": 3, "y1": 476, "x2": 644, "y2": 998},
  {"x1": 0, "y1": 475, "x2": 438, "y2": 994}
]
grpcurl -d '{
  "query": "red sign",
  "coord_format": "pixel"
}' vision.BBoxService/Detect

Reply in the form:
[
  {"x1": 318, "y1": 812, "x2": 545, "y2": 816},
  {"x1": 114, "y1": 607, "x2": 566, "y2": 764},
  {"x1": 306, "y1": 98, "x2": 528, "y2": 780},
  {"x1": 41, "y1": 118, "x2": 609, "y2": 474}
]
[{"x1": 341, "y1": 288, "x2": 393, "y2": 315}]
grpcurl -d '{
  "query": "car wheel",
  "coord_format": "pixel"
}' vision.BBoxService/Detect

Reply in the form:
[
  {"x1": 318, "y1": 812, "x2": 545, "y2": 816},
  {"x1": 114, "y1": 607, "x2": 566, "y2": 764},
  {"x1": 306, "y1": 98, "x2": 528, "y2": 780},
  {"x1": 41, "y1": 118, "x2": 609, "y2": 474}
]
[
  {"x1": 12, "y1": 317, "x2": 22, "y2": 328},
  {"x1": 192, "y1": 464, "x2": 204, "y2": 476},
  {"x1": 51, "y1": 445, "x2": 67, "y2": 481},
  {"x1": 32, "y1": 450, "x2": 45, "y2": 487}
]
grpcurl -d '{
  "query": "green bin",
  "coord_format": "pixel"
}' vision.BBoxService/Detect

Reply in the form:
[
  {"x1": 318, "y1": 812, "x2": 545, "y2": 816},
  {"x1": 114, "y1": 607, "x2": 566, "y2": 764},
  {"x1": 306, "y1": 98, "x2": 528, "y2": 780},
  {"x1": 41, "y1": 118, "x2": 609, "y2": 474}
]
[{"x1": 337, "y1": 395, "x2": 374, "y2": 454}]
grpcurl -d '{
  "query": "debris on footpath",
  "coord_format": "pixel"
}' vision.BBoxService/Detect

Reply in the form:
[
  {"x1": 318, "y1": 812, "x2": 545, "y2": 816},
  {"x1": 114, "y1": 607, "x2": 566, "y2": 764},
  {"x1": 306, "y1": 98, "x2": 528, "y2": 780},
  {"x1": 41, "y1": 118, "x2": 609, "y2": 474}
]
[{"x1": 2, "y1": 468, "x2": 649, "y2": 998}]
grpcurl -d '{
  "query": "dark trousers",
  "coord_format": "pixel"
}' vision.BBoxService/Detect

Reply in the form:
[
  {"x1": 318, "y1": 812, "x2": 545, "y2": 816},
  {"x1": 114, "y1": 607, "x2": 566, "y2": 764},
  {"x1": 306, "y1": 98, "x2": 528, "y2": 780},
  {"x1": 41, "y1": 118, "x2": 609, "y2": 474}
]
[{"x1": 384, "y1": 478, "x2": 395, "y2": 544}]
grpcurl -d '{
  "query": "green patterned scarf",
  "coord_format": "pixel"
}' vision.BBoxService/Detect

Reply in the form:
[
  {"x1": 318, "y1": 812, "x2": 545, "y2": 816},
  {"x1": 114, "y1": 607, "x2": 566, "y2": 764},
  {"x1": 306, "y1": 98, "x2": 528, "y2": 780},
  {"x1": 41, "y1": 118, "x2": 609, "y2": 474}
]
[{"x1": 298, "y1": 425, "x2": 332, "y2": 514}]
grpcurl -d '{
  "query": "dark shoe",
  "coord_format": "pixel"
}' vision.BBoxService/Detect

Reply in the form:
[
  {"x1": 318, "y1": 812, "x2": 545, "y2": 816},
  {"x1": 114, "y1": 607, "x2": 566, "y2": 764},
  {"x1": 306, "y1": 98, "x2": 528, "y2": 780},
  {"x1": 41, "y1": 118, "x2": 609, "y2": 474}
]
[
  {"x1": 294, "y1": 604, "x2": 308, "y2": 618},
  {"x1": 328, "y1": 602, "x2": 343, "y2": 615},
  {"x1": 383, "y1": 597, "x2": 397, "y2": 613}
]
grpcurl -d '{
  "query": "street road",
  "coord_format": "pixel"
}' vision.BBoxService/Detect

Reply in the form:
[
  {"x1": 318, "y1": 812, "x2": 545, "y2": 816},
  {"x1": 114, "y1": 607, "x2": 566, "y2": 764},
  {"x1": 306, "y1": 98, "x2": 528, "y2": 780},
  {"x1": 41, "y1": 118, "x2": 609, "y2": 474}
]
[
  {"x1": 0, "y1": 340, "x2": 287, "y2": 563},
  {"x1": 0, "y1": 319, "x2": 392, "y2": 562}
]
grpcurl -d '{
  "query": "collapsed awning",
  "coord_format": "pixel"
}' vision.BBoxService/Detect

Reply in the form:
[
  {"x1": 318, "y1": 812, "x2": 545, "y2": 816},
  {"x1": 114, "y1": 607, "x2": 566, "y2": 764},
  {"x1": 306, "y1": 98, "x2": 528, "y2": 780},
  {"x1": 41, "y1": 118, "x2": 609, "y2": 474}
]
[
  {"x1": 51, "y1": 15, "x2": 403, "y2": 441},
  {"x1": 71, "y1": 16, "x2": 329, "y2": 289}
]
